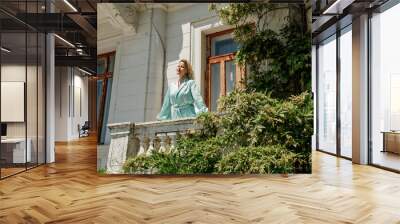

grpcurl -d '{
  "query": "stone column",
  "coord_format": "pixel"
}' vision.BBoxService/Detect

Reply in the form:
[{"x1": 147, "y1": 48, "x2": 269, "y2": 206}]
[
  {"x1": 106, "y1": 122, "x2": 135, "y2": 174},
  {"x1": 46, "y1": 0, "x2": 56, "y2": 163},
  {"x1": 352, "y1": 14, "x2": 369, "y2": 165}
]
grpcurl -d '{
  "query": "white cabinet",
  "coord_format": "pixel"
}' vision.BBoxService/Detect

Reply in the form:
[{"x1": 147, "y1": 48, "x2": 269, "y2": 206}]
[{"x1": 1, "y1": 138, "x2": 32, "y2": 163}]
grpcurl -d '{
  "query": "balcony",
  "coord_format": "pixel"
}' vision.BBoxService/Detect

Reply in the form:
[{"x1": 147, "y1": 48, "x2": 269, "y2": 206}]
[{"x1": 106, "y1": 118, "x2": 201, "y2": 174}]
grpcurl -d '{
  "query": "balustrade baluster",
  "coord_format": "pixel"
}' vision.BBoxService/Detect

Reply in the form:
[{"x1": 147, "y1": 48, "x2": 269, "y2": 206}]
[
  {"x1": 146, "y1": 136, "x2": 155, "y2": 155},
  {"x1": 168, "y1": 132, "x2": 178, "y2": 153},
  {"x1": 158, "y1": 134, "x2": 168, "y2": 153},
  {"x1": 137, "y1": 135, "x2": 147, "y2": 156}
]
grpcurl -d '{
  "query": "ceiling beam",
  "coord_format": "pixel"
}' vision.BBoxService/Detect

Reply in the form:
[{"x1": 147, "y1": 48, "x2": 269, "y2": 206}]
[
  {"x1": 67, "y1": 13, "x2": 97, "y2": 39},
  {"x1": 55, "y1": 55, "x2": 96, "y2": 71}
]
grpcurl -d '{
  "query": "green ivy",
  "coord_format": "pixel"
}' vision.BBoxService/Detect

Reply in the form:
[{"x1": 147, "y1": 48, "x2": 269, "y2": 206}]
[{"x1": 210, "y1": 3, "x2": 311, "y2": 99}]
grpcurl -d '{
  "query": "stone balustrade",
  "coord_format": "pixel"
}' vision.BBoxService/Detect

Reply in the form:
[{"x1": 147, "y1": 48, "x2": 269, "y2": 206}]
[{"x1": 106, "y1": 117, "x2": 200, "y2": 174}]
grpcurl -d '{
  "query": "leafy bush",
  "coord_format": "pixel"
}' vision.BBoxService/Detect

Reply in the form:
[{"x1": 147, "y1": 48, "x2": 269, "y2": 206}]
[
  {"x1": 123, "y1": 90, "x2": 312, "y2": 174},
  {"x1": 123, "y1": 155, "x2": 155, "y2": 174},
  {"x1": 248, "y1": 91, "x2": 313, "y2": 154},
  {"x1": 202, "y1": 90, "x2": 313, "y2": 173},
  {"x1": 174, "y1": 136, "x2": 223, "y2": 174},
  {"x1": 217, "y1": 145, "x2": 296, "y2": 174},
  {"x1": 123, "y1": 136, "x2": 224, "y2": 174},
  {"x1": 216, "y1": 90, "x2": 313, "y2": 153}
]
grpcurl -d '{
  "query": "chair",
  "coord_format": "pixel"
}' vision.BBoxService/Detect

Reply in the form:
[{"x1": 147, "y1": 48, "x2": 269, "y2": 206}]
[{"x1": 78, "y1": 121, "x2": 90, "y2": 138}]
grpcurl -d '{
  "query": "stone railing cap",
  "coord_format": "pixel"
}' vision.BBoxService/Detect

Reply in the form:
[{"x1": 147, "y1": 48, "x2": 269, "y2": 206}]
[
  {"x1": 135, "y1": 117, "x2": 196, "y2": 127},
  {"x1": 108, "y1": 121, "x2": 134, "y2": 129}
]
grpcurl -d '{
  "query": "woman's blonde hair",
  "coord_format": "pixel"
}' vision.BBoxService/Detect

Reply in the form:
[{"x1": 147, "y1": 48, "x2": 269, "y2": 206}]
[{"x1": 179, "y1": 59, "x2": 194, "y2": 80}]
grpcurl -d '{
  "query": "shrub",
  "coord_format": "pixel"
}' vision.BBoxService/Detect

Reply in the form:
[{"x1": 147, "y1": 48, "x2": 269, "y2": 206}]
[
  {"x1": 249, "y1": 91, "x2": 313, "y2": 154},
  {"x1": 217, "y1": 145, "x2": 296, "y2": 174},
  {"x1": 216, "y1": 90, "x2": 313, "y2": 153},
  {"x1": 123, "y1": 136, "x2": 225, "y2": 174},
  {"x1": 175, "y1": 136, "x2": 224, "y2": 174},
  {"x1": 123, "y1": 90, "x2": 312, "y2": 174},
  {"x1": 123, "y1": 155, "x2": 155, "y2": 174}
]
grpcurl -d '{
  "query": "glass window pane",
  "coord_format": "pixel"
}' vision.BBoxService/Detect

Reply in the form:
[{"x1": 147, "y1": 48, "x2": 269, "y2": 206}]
[
  {"x1": 1, "y1": 32, "x2": 27, "y2": 177},
  {"x1": 27, "y1": 32, "x2": 38, "y2": 168},
  {"x1": 38, "y1": 33, "x2": 45, "y2": 165},
  {"x1": 225, "y1": 60, "x2": 236, "y2": 94},
  {"x1": 211, "y1": 33, "x2": 238, "y2": 56},
  {"x1": 97, "y1": 58, "x2": 106, "y2": 74},
  {"x1": 108, "y1": 55, "x2": 115, "y2": 73},
  {"x1": 100, "y1": 79, "x2": 113, "y2": 144},
  {"x1": 97, "y1": 80, "x2": 104, "y2": 119},
  {"x1": 371, "y1": 4, "x2": 400, "y2": 171},
  {"x1": 210, "y1": 63, "x2": 220, "y2": 111},
  {"x1": 340, "y1": 27, "x2": 352, "y2": 158},
  {"x1": 317, "y1": 35, "x2": 337, "y2": 155}
]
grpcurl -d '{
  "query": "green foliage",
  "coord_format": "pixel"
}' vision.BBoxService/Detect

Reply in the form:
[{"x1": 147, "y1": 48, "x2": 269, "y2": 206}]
[
  {"x1": 216, "y1": 90, "x2": 313, "y2": 153},
  {"x1": 217, "y1": 145, "x2": 296, "y2": 174},
  {"x1": 97, "y1": 168, "x2": 107, "y2": 175},
  {"x1": 210, "y1": 3, "x2": 311, "y2": 99},
  {"x1": 244, "y1": 23, "x2": 311, "y2": 98},
  {"x1": 123, "y1": 136, "x2": 224, "y2": 174},
  {"x1": 123, "y1": 91, "x2": 313, "y2": 174},
  {"x1": 195, "y1": 112, "x2": 219, "y2": 139},
  {"x1": 216, "y1": 90, "x2": 278, "y2": 147},
  {"x1": 123, "y1": 155, "x2": 155, "y2": 174},
  {"x1": 174, "y1": 136, "x2": 223, "y2": 174},
  {"x1": 248, "y1": 91, "x2": 313, "y2": 154}
]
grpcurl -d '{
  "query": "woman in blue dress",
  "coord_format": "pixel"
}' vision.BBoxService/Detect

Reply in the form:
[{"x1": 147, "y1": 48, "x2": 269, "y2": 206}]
[{"x1": 157, "y1": 59, "x2": 208, "y2": 120}]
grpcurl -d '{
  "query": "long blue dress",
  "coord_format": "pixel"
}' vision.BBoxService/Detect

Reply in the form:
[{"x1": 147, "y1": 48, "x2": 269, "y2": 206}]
[{"x1": 157, "y1": 78, "x2": 208, "y2": 120}]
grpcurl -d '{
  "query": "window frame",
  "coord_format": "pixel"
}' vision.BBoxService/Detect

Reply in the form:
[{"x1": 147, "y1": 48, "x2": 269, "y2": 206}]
[
  {"x1": 96, "y1": 51, "x2": 115, "y2": 143},
  {"x1": 205, "y1": 29, "x2": 245, "y2": 110}
]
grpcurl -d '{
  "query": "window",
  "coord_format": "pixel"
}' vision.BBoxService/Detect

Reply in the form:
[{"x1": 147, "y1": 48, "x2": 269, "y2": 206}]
[
  {"x1": 339, "y1": 26, "x2": 352, "y2": 158},
  {"x1": 370, "y1": 3, "x2": 400, "y2": 171},
  {"x1": 0, "y1": 1, "x2": 46, "y2": 179},
  {"x1": 317, "y1": 35, "x2": 337, "y2": 155},
  {"x1": 205, "y1": 29, "x2": 245, "y2": 111},
  {"x1": 97, "y1": 52, "x2": 115, "y2": 144}
]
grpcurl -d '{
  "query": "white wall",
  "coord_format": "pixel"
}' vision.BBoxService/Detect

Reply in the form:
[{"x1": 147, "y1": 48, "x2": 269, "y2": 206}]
[
  {"x1": 105, "y1": 9, "x2": 152, "y2": 126},
  {"x1": 165, "y1": 4, "x2": 219, "y2": 96},
  {"x1": 55, "y1": 67, "x2": 68, "y2": 141},
  {"x1": 54, "y1": 67, "x2": 89, "y2": 141},
  {"x1": 103, "y1": 8, "x2": 167, "y2": 144},
  {"x1": 1, "y1": 65, "x2": 38, "y2": 137},
  {"x1": 1, "y1": 63, "x2": 47, "y2": 163}
]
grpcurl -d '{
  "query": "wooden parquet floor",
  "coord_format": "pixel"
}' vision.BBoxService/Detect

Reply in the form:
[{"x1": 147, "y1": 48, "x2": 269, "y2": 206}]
[{"x1": 0, "y1": 136, "x2": 400, "y2": 224}]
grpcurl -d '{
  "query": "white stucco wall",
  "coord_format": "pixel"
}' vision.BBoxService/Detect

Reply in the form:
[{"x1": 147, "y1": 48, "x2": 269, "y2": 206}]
[
  {"x1": 106, "y1": 10, "x2": 151, "y2": 125},
  {"x1": 101, "y1": 8, "x2": 168, "y2": 144},
  {"x1": 55, "y1": 67, "x2": 89, "y2": 141},
  {"x1": 164, "y1": 3, "x2": 220, "y2": 96}
]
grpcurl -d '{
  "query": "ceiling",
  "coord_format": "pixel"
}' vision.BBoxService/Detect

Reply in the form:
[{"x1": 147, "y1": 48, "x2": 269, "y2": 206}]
[
  {"x1": 312, "y1": 0, "x2": 389, "y2": 42},
  {"x1": 0, "y1": 0, "x2": 99, "y2": 73}
]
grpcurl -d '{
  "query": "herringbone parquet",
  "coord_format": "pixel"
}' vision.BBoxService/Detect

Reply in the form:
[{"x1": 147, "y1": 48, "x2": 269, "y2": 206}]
[{"x1": 0, "y1": 136, "x2": 399, "y2": 224}]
